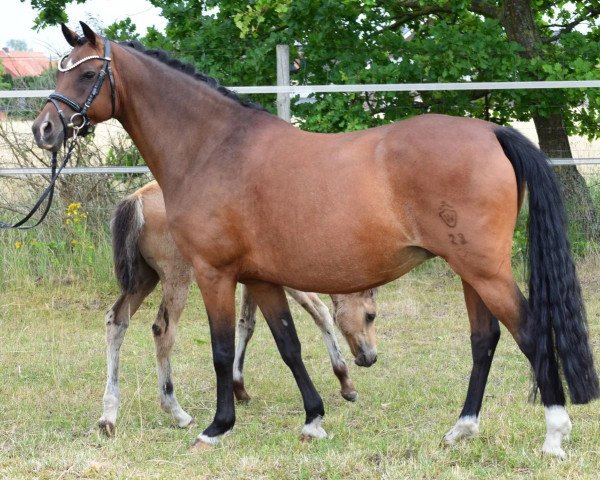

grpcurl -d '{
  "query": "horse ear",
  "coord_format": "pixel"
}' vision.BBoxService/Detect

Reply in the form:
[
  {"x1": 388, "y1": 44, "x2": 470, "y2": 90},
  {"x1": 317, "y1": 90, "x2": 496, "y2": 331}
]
[
  {"x1": 79, "y1": 21, "x2": 98, "y2": 46},
  {"x1": 61, "y1": 24, "x2": 79, "y2": 47}
]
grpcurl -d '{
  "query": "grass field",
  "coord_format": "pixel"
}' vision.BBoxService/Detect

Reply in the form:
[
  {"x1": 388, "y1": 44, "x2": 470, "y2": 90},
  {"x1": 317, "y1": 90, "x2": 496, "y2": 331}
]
[{"x1": 1, "y1": 255, "x2": 600, "y2": 479}]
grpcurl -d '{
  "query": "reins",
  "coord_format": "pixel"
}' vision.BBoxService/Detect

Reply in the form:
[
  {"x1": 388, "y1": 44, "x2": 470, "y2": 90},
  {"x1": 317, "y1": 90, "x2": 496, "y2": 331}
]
[
  {"x1": 0, "y1": 137, "x2": 78, "y2": 230},
  {"x1": 0, "y1": 37, "x2": 114, "y2": 230}
]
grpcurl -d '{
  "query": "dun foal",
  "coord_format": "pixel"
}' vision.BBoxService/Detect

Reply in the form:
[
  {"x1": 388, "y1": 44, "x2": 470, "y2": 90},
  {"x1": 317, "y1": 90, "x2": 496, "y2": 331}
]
[{"x1": 99, "y1": 181, "x2": 375, "y2": 435}]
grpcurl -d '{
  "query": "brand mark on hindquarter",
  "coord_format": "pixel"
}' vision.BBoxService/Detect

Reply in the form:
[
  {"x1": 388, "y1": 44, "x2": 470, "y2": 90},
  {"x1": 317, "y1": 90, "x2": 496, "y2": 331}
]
[{"x1": 438, "y1": 201, "x2": 458, "y2": 228}]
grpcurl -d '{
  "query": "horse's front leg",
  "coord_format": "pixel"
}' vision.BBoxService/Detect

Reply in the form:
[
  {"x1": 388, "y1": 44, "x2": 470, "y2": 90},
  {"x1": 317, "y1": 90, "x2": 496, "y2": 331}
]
[
  {"x1": 192, "y1": 269, "x2": 237, "y2": 448},
  {"x1": 246, "y1": 281, "x2": 326, "y2": 441}
]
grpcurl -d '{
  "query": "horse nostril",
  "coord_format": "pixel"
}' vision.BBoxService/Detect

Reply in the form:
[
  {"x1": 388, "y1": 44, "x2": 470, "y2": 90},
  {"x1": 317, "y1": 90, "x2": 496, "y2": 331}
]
[
  {"x1": 41, "y1": 120, "x2": 53, "y2": 137},
  {"x1": 366, "y1": 312, "x2": 376, "y2": 322}
]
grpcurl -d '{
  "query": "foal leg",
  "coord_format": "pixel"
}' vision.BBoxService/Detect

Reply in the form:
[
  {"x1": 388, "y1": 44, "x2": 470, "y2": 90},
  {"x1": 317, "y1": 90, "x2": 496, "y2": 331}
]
[
  {"x1": 99, "y1": 280, "x2": 156, "y2": 436},
  {"x1": 285, "y1": 288, "x2": 357, "y2": 401},
  {"x1": 232, "y1": 285, "x2": 257, "y2": 402},
  {"x1": 246, "y1": 282, "x2": 326, "y2": 441},
  {"x1": 152, "y1": 281, "x2": 194, "y2": 428},
  {"x1": 444, "y1": 280, "x2": 500, "y2": 444}
]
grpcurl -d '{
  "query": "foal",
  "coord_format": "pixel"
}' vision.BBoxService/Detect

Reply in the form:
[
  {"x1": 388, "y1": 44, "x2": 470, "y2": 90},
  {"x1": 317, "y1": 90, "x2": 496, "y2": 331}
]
[{"x1": 98, "y1": 181, "x2": 375, "y2": 435}]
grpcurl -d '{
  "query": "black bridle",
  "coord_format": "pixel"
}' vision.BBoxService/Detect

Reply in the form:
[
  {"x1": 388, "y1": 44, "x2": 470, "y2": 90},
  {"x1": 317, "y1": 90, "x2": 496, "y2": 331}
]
[
  {"x1": 0, "y1": 37, "x2": 115, "y2": 230},
  {"x1": 49, "y1": 36, "x2": 116, "y2": 141}
]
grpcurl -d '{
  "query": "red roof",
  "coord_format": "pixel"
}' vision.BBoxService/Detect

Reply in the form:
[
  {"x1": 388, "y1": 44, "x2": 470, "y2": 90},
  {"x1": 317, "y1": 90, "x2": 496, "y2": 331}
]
[{"x1": 0, "y1": 50, "x2": 53, "y2": 78}]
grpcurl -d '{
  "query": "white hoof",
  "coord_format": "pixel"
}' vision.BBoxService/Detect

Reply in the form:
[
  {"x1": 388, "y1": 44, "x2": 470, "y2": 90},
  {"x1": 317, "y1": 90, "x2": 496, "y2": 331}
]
[
  {"x1": 444, "y1": 415, "x2": 479, "y2": 444},
  {"x1": 176, "y1": 412, "x2": 194, "y2": 428},
  {"x1": 301, "y1": 416, "x2": 327, "y2": 440},
  {"x1": 193, "y1": 428, "x2": 232, "y2": 447},
  {"x1": 542, "y1": 442, "x2": 566, "y2": 460},
  {"x1": 542, "y1": 406, "x2": 571, "y2": 460}
]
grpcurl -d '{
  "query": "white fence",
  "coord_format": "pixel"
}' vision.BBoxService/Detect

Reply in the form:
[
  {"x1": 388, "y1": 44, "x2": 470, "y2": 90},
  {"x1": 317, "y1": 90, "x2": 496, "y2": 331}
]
[{"x1": 1, "y1": 79, "x2": 600, "y2": 175}]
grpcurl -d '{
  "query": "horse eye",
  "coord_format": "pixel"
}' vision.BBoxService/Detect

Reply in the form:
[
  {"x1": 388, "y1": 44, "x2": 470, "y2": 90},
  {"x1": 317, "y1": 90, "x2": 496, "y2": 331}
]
[
  {"x1": 82, "y1": 71, "x2": 96, "y2": 80},
  {"x1": 365, "y1": 312, "x2": 376, "y2": 323}
]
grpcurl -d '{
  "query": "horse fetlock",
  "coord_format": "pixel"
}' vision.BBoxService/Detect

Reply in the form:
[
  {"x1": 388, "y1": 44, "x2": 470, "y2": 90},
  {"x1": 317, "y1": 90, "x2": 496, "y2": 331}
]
[
  {"x1": 542, "y1": 406, "x2": 571, "y2": 459},
  {"x1": 300, "y1": 415, "x2": 327, "y2": 442},
  {"x1": 444, "y1": 416, "x2": 479, "y2": 444}
]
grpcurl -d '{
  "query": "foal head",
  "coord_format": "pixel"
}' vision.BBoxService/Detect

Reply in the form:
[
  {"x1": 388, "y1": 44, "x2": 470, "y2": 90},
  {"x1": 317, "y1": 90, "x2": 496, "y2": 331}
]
[
  {"x1": 32, "y1": 22, "x2": 115, "y2": 151},
  {"x1": 331, "y1": 289, "x2": 378, "y2": 367}
]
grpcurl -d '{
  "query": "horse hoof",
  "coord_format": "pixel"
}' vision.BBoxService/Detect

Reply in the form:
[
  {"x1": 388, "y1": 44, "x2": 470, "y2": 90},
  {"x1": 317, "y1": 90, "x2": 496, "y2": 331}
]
[
  {"x1": 98, "y1": 420, "x2": 115, "y2": 438},
  {"x1": 341, "y1": 390, "x2": 358, "y2": 402},
  {"x1": 178, "y1": 417, "x2": 195, "y2": 428},
  {"x1": 191, "y1": 438, "x2": 213, "y2": 451},
  {"x1": 234, "y1": 389, "x2": 251, "y2": 404},
  {"x1": 300, "y1": 416, "x2": 327, "y2": 441},
  {"x1": 443, "y1": 416, "x2": 479, "y2": 445},
  {"x1": 542, "y1": 444, "x2": 566, "y2": 460}
]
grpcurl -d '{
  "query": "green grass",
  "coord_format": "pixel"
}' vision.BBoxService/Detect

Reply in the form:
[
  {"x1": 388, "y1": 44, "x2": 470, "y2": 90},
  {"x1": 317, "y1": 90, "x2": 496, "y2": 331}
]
[{"x1": 1, "y1": 257, "x2": 600, "y2": 479}]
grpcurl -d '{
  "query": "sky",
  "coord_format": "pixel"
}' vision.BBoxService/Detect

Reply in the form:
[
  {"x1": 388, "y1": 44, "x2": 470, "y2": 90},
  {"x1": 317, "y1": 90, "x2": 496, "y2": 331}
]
[{"x1": 0, "y1": 0, "x2": 167, "y2": 58}]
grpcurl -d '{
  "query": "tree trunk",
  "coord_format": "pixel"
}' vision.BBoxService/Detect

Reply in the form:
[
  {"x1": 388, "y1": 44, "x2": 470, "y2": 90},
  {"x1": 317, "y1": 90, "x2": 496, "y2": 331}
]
[
  {"x1": 533, "y1": 114, "x2": 599, "y2": 240},
  {"x1": 499, "y1": 0, "x2": 599, "y2": 241}
]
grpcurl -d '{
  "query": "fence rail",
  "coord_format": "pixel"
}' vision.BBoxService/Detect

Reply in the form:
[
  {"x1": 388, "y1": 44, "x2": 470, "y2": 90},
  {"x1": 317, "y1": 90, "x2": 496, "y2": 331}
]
[
  {"x1": 2, "y1": 80, "x2": 600, "y2": 98},
  {"x1": 2, "y1": 79, "x2": 600, "y2": 170}
]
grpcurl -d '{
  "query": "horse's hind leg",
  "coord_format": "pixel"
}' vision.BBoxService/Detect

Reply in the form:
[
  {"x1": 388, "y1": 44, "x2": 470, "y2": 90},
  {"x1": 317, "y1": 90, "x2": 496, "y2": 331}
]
[
  {"x1": 285, "y1": 288, "x2": 357, "y2": 402},
  {"x1": 245, "y1": 281, "x2": 326, "y2": 441},
  {"x1": 457, "y1": 266, "x2": 569, "y2": 457},
  {"x1": 232, "y1": 285, "x2": 257, "y2": 402},
  {"x1": 152, "y1": 280, "x2": 194, "y2": 428},
  {"x1": 99, "y1": 281, "x2": 156, "y2": 436},
  {"x1": 444, "y1": 280, "x2": 500, "y2": 444}
]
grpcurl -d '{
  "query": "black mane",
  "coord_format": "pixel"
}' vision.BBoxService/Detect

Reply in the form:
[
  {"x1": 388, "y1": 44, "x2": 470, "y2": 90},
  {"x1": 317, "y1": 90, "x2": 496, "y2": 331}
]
[{"x1": 117, "y1": 39, "x2": 266, "y2": 111}]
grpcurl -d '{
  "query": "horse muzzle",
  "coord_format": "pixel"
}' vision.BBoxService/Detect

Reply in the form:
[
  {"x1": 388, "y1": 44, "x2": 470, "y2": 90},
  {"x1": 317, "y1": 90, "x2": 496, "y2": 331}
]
[
  {"x1": 32, "y1": 117, "x2": 63, "y2": 152},
  {"x1": 354, "y1": 347, "x2": 378, "y2": 367}
]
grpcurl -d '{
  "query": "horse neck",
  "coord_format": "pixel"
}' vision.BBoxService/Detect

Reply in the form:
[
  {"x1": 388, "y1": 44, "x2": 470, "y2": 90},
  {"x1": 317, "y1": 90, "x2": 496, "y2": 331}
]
[{"x1": 114, "y1": 47, "x2": 248, "y2": 191}]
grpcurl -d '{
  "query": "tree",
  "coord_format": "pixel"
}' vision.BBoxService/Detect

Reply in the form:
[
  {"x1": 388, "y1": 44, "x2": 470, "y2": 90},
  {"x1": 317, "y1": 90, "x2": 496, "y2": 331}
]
[
  {"x1": 26, "y1": 0, "x2": 600, "y2": 240},
  {"x1": 6, "y1": 39, "x2": 29, "y2": 51}
]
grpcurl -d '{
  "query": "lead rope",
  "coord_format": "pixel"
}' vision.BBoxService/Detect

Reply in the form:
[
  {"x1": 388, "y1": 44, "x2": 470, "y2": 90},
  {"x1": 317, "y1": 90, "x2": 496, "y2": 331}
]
[{"x1": 0, "y1": 133, "x2": 80, "y2": 230}]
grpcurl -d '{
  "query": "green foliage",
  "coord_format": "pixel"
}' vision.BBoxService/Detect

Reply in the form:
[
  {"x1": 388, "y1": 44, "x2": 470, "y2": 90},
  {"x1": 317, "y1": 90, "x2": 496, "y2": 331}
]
[
  {"x1": 0, "y1": 62, "x2": 11, "y2": 90},
  {"x1": 25, "y1": 1, "x2": 600, "y2": 136}
]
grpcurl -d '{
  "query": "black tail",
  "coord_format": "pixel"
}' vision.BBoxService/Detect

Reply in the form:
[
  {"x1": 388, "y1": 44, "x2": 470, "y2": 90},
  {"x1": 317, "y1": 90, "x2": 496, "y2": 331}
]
[
  {"x1": 495, "y1": 127, "x2": 599, "y2": 404},
  {"x1": 110, "y1": 195, "x2": 157, "y2": 294}
]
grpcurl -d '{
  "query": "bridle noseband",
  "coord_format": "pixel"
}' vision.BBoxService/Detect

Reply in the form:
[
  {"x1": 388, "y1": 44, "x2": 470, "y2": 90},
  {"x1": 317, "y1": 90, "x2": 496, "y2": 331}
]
[{"x1": 47, "y1": 36, "x2": 116, "y2": 142}]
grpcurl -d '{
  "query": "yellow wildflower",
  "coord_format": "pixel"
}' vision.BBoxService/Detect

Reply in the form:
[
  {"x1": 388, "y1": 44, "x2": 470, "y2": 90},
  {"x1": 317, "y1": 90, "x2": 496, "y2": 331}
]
[
  {"x1": 66, "y1": 202, "x2": 81, "y2": 217},
  {"x1": 15, "y1": 241, "x2": 22, "y2": 249}
]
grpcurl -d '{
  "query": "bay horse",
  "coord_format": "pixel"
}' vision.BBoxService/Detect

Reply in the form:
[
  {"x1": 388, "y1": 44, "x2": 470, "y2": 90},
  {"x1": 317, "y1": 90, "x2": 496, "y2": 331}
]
[
  {"x1": 99, "y1": 180, "x2": 373, "y2": 435},
  {"x1": 32, "y1": 23, "x2": 599, "y2": 457}
]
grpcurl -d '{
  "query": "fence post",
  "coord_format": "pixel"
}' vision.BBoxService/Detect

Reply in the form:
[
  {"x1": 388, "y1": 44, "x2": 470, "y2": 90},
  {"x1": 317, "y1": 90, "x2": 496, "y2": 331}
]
[{"x1": 276, "y1": 44, "x2": 291, "y2": 122}]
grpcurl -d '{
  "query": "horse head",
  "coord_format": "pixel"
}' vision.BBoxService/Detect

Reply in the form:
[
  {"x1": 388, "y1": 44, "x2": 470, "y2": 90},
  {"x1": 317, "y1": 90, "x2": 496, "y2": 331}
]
[
  {"x1": 32, "y1": 22, "x2": 116, "y2": 151},
  {"x1": 331, "y1": 289, "x2": 378, "y2": 367}
]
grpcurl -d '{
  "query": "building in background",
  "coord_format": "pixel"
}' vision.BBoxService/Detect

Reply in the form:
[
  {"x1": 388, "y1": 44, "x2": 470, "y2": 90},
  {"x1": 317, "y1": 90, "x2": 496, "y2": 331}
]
[{"x1": 0, "y1": 48, "x2": 52, "y2": 79}]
